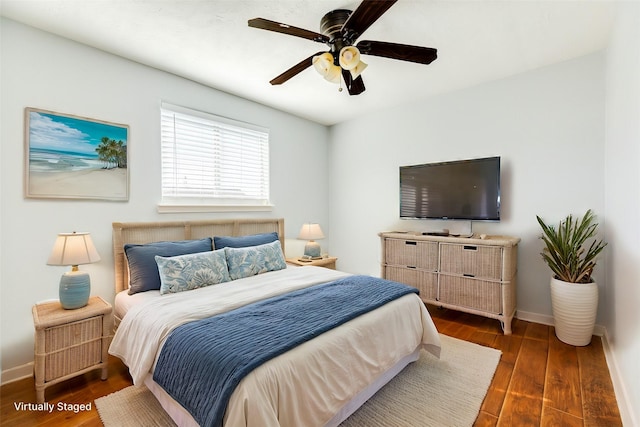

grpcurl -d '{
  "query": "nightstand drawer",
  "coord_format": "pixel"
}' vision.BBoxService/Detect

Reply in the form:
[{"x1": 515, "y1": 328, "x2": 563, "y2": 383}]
[
  {"x1": 45, "y1": 315, "x2": 103, "y2": 351},
  {"x1": 44, "y1": 340, "x2": 102, "y2": 382},
  {"x1": 43, "y1": 316, "x2": 104, "y2": 381}
]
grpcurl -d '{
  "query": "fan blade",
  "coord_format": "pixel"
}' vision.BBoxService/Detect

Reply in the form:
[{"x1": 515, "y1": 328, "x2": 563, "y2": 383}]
[
  {"x1": 270, "y1": 51, "x2": 327, "y2": 85},
  {"x1": 248, "y1": 18, "x2": 329, "y2": 43},
  {"x1": 341, "y1": 0, "x2": 398, "y2": 40},
  {"x1": 342, "y1": 69, "x2": 366, "y2": 95},
  {"x1": 357, "y1": 40, "x2": 437, "y2": 64}
]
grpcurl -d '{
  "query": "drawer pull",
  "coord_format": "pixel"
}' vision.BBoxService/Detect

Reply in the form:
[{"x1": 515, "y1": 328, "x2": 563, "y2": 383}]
[
  {"x1": 463, "y1": 273, "x2": 475, "y2": 277},
  {"x1": 406, "y1": 241, "x2": 417, "y2": 246},
  {"x1": 463, "y1": 245, "x2": 477, "y2": 250},
  {"x1": 407, "y1": 266, "x2": 417, "y2": 269}
]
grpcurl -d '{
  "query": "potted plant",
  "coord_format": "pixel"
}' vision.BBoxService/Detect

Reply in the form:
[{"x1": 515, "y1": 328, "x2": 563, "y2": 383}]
[{"x1": 536, "y1": 209, "x2": 607, "y2": 346}]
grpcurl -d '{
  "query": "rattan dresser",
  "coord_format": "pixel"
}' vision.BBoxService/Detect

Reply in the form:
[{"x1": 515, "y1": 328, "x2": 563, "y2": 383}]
[
  {"x1": 379, "y1": 232, "x2": 520, "y2": 334},
  {"x1": 32, "y1": 296, "x2": 113, "y2": 403}
]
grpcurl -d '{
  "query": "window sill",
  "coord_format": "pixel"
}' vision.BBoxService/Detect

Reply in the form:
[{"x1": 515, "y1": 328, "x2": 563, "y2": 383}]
[{"x1": 157, "y1": 203, "x2": 274, "y2": 214}]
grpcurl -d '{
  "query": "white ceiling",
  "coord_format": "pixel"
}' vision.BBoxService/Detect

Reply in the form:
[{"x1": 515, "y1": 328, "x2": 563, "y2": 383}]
[{"x1": 1, "y1": 0, "x2": 617, "y2": 126}]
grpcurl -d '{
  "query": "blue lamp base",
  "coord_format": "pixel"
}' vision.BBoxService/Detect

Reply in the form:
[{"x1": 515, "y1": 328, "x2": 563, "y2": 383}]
[
  {"x1": 303, "y1": 240, "x2": 321, "y2": 258},
  {"x1": 59, "y1": 270, "x2": 90, "y2": 309}
]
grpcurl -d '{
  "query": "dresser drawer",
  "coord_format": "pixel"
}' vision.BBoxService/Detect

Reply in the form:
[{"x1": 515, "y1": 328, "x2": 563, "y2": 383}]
[
  {"x1": 439, "y1": 243, "x2": 503, "y2": 280},
  {"x1": 385, "y1": 266, "x2": 438, "y2": 300},
  {"x1": 385, "y1": 238, "x2": 438, "y2": 271},
  {"x1": 439, "y1": 275, "x2": 502, "y2": 314}
]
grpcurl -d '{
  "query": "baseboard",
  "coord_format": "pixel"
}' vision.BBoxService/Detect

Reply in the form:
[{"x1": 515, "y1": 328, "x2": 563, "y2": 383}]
[
  {"x1": 515, "y1": 310, "x2": 554, "y2": 327},
  {"x1": 515, "y1": 310, "x2": 606, "y2": 336},
  {"x1": 1, "y1": 362, "x2": 33, "y2": 386},
  {"x1": 600, "y1": 330, "x2": 637, "y2": 426}
]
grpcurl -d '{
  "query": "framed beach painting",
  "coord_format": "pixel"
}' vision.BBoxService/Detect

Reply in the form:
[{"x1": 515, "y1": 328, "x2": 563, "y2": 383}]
[{"x1": 25, "y1": 108, "x2": 129, "y2": 201}]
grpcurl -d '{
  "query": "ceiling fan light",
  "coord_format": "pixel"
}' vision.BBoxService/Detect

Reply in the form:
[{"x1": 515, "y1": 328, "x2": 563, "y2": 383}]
[
  {"x1": 324, "y1": 64, "x2": 342, "y2": 83},
  {"x1": 349, "y1": 59, "x2": 368, "y2": 79},
  {"x1": 339, "y1": 46, "x2": 361, "y2": 70},
  {"x1": 312, "y1": 52, "x2": 335, "y2": 77}
]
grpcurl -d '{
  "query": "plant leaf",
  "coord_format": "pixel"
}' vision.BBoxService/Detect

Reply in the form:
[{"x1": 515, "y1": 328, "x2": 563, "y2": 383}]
[{"x1": 536, "y1": 210, "x2": 607, "y2": 283}]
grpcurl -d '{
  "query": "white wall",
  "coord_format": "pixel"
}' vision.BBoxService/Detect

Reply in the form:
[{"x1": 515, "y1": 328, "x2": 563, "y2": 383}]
[
  {"x1": 603, "y1": 3, "x2": 640, "y2": 425},
  {"x1": 0, "y1": 19, "x2": 330, "y2": 379},
  {"x1": 3, "y1": 9, "x2": 638, "y2": 422},
  {"x1": 328, "y1": 53, "x2": 606, "y2": 322}
]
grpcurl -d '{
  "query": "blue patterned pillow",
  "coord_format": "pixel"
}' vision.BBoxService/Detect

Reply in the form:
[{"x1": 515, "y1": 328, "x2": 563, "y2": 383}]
[
  {"x1": 155, "y1": 249, "x2": 230, "y2": 294},
  {"x1": 125, "y1": 238, "x2": 213, "y2": 295},
  {"x1": 213, "y1": 232, "x2": 279, "y2": 249},
  {"x1": 225, "y1": 240, "x2": 287, "y2": 280}
]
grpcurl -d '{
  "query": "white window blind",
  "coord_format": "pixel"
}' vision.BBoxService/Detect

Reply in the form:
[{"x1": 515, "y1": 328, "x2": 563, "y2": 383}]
[{"x1": 160, "y1": 102, "x2": 270, "y2": 209}]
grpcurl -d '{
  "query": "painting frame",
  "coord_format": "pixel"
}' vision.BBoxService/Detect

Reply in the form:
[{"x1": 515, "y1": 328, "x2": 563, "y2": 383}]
[{"x1": 24, "y1": 108, "x2": 130, "y2": 201}]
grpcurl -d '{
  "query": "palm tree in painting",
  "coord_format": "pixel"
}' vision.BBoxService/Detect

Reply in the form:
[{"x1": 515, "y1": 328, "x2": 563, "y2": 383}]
[
  {"x1": 96, "y1": 137, "x2": 127, "y2": 169},
  {"x1": 115, "y1": 140, "x2": 127, "y2": 168},
  {"x1": 96, "y1": 137, "x2": 111, "y2": 168}
]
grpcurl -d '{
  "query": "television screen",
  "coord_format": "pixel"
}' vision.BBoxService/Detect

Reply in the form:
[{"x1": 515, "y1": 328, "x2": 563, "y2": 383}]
[{"x1": 400, "y1": 156, "x2": 501, "y2": 220}]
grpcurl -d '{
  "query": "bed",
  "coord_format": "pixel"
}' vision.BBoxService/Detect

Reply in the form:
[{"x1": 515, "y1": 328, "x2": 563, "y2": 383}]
[{"x1": 108, "y1": 218, "x2": 441, "y2": 427}]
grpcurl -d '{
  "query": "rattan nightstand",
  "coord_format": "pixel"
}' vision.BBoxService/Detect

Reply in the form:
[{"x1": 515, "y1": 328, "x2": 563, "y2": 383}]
[
  {"x1": 286, "y1": 256, "x2": 337, "y2": 270},
  {"x1": 32, "y1": 296, "x2": 113, "y2": 403}
]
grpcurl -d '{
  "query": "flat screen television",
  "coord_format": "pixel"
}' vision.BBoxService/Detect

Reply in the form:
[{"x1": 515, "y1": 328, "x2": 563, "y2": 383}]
[{"x1": 400, "y1": 156, "x2": 501, "y2": 220}]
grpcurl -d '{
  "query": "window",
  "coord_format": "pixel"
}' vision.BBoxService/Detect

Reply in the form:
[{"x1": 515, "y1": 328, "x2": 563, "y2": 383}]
[{"x1": 159, "y1": 102, "x2": 271, "y2": 212}]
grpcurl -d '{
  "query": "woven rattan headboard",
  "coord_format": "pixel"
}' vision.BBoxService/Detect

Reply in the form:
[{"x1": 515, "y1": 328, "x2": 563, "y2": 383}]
[{"x1": 112, "y1": 218, "x2": 285, "y2": 294}]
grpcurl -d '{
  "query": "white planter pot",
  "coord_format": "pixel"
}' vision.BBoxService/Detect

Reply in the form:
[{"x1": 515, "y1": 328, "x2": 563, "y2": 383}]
[{"x1": 550, "y1": 277, "x2": 598, "y2": 346}]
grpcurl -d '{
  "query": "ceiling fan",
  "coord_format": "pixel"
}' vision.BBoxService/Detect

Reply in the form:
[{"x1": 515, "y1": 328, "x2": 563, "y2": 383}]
[{"x1": 248, "y1": 0, "x2": 437, "y2": 95}]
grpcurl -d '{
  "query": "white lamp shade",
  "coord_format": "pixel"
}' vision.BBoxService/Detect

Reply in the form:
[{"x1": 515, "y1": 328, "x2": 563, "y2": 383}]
[
  {"x1": 298, "y1": 223, "x2": 325, "y2": 241},
  {"x1": 47, "y1": 232, "x2": 101, "y2": 266},
  {"x1": 313, "y1": 53, "x2": 341, "y2": 84},
  {"x1": 339, "y1": 46, "x2": 361, "y2": 70},
  {"x1": 349, "y1": 59, "x2": 368, "y2": 79},
  {"x1": 324, "y1": 64, "x2": 342, "y2": 83},
  {"x1": 312, "y1": 53, "x2": 334, "y2": 76},
  {"x1": 340, "y1": 46, "x2": 367, "y2": 79}
]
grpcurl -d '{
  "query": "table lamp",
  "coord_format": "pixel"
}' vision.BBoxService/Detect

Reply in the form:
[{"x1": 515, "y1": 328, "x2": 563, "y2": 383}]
[
  {"x1": 298, "y1": 223, "x2": 324, "y2": 259},
  {"x1": 47, "y1": 232, "x2": 101, "y2": 309}
]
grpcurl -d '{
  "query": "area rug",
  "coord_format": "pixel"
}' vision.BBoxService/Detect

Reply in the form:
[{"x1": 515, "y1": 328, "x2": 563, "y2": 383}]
[{"x1": 95, "y1": 334, "x2": 501, "y2": 427}]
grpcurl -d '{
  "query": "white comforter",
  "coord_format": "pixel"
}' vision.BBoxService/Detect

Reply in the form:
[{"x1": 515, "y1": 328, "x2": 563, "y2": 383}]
[{"x1": 109, "y1": 266, "x2": 441, "y2": 426}]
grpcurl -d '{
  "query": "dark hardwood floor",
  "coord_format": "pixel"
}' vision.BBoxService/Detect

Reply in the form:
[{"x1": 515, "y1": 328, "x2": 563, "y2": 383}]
[
  {"x1": 428, "y1": 306, "x2": 622, "y2": 426},
  {"x1": 1, "y1": 306, "x2": 622, "y2": 426}
]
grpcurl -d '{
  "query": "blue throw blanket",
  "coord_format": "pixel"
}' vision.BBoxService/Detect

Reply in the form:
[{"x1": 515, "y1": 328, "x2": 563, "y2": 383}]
[{"x1": 153, "y1": 275, "x2": 419, "y2": 427}]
